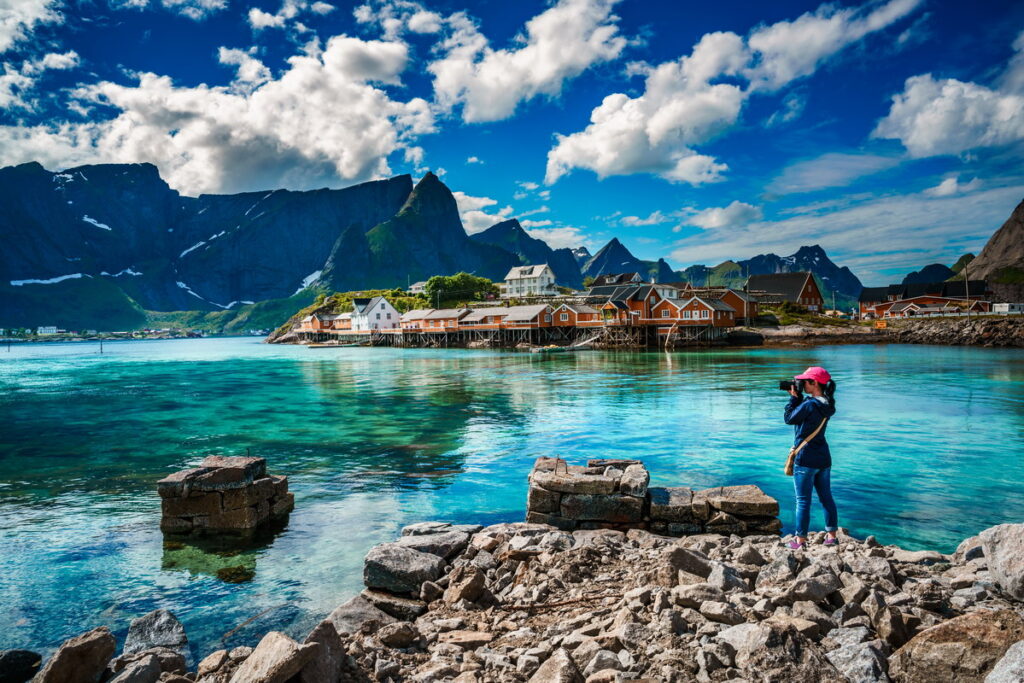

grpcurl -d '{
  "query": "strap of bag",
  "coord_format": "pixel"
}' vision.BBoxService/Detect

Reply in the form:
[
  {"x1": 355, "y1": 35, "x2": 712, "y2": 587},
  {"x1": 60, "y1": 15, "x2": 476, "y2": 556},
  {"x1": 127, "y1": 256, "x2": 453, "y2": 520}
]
[{"x1": 792, "y1": 417, "x2": 828, "y2": 457}]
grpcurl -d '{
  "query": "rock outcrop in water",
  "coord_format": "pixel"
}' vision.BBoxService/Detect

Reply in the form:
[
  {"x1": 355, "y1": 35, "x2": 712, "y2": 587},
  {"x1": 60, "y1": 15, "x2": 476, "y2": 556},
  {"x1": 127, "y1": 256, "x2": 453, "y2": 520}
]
[{"x1": 158, "y1": 456, "x2": 293, "y2": 535}]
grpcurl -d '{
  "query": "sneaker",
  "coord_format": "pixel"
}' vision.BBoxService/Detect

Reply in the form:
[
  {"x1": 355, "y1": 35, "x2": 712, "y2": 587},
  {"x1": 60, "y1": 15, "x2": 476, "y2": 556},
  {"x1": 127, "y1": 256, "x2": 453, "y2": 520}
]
[
  {"x1": 823, "y1": 536, "x2": 839, "y2": 547},
  {"x1": 786, "y1": 539, "x2": 805, "y2": 550}
]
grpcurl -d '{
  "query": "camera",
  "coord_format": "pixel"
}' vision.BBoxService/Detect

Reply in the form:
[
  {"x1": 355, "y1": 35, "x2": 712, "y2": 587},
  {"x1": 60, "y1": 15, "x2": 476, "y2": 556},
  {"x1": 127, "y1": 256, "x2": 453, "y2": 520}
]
[{"x1": 779, "y1": 380, "x2": 803, "y2": 392}]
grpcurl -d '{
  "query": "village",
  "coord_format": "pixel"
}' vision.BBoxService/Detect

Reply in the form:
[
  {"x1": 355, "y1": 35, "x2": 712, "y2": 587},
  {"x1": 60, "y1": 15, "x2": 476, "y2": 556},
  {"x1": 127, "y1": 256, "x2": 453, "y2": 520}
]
[{"x1": 292, "y1": 264, "x2": 998, "y2": 349}]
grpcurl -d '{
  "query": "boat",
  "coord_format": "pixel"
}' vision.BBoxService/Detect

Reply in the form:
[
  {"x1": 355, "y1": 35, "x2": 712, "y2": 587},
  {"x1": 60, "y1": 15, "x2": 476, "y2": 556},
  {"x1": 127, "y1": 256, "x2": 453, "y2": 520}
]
[{"x1": 306, "y1": 341, "x2": 366, "y2": 348}]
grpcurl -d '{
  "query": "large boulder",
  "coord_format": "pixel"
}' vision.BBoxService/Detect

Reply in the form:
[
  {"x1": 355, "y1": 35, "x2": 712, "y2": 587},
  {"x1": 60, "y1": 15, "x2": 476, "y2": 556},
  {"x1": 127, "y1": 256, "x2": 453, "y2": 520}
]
[
  {"x1": 326, "y1": 595, "x2": 396, "y2": 635},
  {"x1": 363, "y1": 543, "x2": 445, "y2": 595},
  {"x1": 227, "y1": 631, "x2": 318, "y2": 683},
  {"x1": 393, "y1": 531, "x2": 470, "y2": 559},
  {"x1": 107, "y1": 654, "x2": 160, "y2": 683},
  {"x1": 299, "y1": 620, "x2": 345, "y2": 683},
  {"x1": 32, "y1": 626, "x2": 115, "y2": 683},
  {"x1": 826, "y1": 640, "x2": 889, "y2": 683},
  {"x1": 979, "y1": 524, "x2": 1024, "y2": 599},
  {"x1": 889, "y1": 609, "x2": 1024, "y2": 682},
  {"x1": 728, "y1": 623, "x2": 840, "y2": 681},
  {"x1": 123, "y1": 610, "x2": 190, "y2": 663}
]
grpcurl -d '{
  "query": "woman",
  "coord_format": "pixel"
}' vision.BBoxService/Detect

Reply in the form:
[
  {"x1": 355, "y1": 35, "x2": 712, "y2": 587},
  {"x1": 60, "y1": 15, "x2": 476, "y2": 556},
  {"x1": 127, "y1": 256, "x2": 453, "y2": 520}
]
[{"x1": 784, "y1": 366, "x2": 838, "y2": 550}]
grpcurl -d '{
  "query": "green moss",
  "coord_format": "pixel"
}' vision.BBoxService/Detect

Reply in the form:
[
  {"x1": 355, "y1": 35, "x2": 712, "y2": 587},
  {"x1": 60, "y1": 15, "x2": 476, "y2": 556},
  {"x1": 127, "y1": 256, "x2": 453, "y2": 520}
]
[
  {"x1": 217, "y1": 565, "x2": 256, "y2": 583},
  {"x1": 992, "y1": 266, "x2": 1024, "y2": 284}
]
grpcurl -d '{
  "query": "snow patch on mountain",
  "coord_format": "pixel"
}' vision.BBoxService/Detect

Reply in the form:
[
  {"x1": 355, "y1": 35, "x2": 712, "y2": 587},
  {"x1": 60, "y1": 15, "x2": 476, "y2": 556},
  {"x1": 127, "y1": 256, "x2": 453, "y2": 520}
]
[
  {"x1": 11, "y1": 273, "x2": 87, "y2": 286},
  {"x1": 82, "y1": 216, "x2": 111, "y2": 231},
  {"x1": 294, "y1": 270, "x2": 322, "y2": 294},
  {"x1": 101, "y1": 268, "x2": 142, "y2": 277}
]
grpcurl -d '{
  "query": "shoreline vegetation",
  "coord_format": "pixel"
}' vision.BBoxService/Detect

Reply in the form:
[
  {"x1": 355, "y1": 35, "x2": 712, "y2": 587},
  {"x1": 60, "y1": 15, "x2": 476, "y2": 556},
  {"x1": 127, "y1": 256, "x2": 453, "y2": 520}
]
[{"x1": 16, "y1": 462, "x2": 1024, "y2": 682}]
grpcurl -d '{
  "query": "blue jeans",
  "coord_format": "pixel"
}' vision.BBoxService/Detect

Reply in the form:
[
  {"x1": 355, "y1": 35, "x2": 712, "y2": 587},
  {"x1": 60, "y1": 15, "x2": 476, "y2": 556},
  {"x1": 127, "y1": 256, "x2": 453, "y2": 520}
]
[{"x1": 793, "y1": 465, "x2": 838, "y2": 537}]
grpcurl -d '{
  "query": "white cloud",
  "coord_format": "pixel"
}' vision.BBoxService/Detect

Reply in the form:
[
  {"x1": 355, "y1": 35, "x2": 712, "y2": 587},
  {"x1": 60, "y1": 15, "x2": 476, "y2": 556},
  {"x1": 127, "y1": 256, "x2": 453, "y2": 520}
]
[
  {"x1": 670, "y1": 185, "x2": 1024, "y2": 283},
  {"x1": 0, "y1": 35, "x2": 433, "y2": 195},
  {"x1": 525, "y1": 225, "x2": 592, "y2": 250},
  {"x1": 465, "y1": 155, "x2": 482, "y2": 164},
  {"x1": 354, "y1": 1, "x2": 442, "y2": 40},
  {"x1": 744, "y1": 0, "x2": 922, "y2": 91},
  {"x1": 923, "y1": 175, "x2": 982, "y2": 197},
  {"x1": 428, "y1": 0, "x2": 628, "y2": 123},
  {"x1": 521, "y1": 218, "x2": 552, "y2": 228},
  {"x1": 765, "y1": 91, "x2": 805, "y2": 127},
  {"x1": 217, "y1": 47, "x2": 271, "y2": 90},
  {"x1": 767, "y1": 152, "x2": 901, "y2": 194},
  {"x1": 452, "y1": 190, "x2": 512, "y2": 233},
  {"x1": 248, "y1": 0, "x2": 332, "y2": 31},
  {"x1": 873, "y1": 74, "x2": 1024, "y2": 157},
  {"x1": 620, "y1": 210, "x2": 667, "y2": 226},
  {"x1": 160, "y1": 0, "x2": 227, "y2": 20},
  {"x1": 545, "y1": 0, "x2": 919, "y2": 185},
  {"x1": 0, "y1": 50, "x2": 79, "y2": 110},
  {"x1": 680, "y1": 200, "x2": 762, "y2": 230},
  {"x1": 0, "y1": 0, "x2": 62, "y2": 53},
  {"x1": 519, "y1": 205, "x2": 549, "y2": 217}
]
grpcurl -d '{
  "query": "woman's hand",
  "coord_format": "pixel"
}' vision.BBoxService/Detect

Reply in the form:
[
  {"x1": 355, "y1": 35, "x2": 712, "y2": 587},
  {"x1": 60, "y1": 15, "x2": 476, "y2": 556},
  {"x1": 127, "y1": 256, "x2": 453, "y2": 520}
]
[{"x1": 788, "y1": 386, "x2": 801, "y2": 398}]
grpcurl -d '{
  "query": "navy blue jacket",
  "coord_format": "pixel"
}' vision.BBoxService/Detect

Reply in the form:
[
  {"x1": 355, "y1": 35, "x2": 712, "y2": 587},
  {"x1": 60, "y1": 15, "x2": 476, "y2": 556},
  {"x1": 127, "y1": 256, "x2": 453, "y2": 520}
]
[{"x1": 784, "y1": 394, "x2": 836, "y2": 469}]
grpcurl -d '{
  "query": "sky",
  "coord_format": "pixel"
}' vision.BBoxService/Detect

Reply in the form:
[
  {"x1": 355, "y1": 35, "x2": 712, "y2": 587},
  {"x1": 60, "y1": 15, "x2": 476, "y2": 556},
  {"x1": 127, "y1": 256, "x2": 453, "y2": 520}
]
[{"x1": 3, "y1": 0, "x2": 1024, "y2": 284}]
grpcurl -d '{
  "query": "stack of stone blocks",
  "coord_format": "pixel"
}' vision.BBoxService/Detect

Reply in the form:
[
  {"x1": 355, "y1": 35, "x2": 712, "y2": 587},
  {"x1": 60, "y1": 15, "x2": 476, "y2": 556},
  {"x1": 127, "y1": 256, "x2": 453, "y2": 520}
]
[
  {"x1": 526, "y1": 457, "x2": 781, "y2": 537},
  {"x1": 158, "y1": 456, "x2": 294, "y2": 535}
]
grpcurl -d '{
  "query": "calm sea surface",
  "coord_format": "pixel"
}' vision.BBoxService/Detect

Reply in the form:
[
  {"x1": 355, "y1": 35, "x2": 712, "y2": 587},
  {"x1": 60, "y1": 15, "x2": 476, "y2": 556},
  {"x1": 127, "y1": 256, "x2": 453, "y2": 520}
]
[{"x1": 1, "y1": 338, "x2": 1022, "y2": 654}]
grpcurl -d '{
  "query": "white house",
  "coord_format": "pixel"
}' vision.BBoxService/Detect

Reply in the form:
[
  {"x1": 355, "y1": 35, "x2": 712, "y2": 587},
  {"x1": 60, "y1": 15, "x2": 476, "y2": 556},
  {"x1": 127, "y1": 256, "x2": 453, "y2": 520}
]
[
  {"x1": 408, "y1": 281, "x2": 427, "y2": 295},
  {"x1": 993, "y1": 303, "x2": 1024, "y2": 314},
  {"x1": 351, "y1": 296, "x2": 400, "y2": 331},
  {"x1": 503, "y1": 264, "x2": 557, "y2": 299},
  {"x1": 36, "y1": 326, "x2": 58, "y2": 335}
]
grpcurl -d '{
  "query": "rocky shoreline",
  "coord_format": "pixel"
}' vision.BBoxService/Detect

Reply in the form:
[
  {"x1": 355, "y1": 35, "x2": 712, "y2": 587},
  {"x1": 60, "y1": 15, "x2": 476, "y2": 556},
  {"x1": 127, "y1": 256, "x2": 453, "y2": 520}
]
[
  {"x1": 889, "y1": 316, "x2": 1024, "y2": 348},
  {"x1": 7, "y1": 464, "x2": 1024, "y2": 682}
]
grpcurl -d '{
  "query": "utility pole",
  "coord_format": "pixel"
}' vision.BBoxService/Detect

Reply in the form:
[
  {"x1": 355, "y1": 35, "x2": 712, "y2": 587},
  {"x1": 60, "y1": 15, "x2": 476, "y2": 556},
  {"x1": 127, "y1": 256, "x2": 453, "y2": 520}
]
[{"x1": 965, "y1": 258, "x2": 970, "y2": 321}]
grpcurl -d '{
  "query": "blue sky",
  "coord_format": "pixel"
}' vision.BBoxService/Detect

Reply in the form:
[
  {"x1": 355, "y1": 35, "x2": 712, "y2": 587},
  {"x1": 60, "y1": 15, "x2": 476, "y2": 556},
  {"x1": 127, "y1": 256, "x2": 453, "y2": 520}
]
[{"x1": 3, "y1": 0, "x2": 1024, "y2": 284}]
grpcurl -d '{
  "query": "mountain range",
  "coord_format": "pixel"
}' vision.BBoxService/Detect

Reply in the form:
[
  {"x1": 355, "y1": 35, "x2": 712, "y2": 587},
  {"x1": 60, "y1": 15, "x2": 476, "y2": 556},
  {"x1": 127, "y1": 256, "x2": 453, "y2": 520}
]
[{"x1": 3, "y1": 160, "x2": 1018, "y2": 331}]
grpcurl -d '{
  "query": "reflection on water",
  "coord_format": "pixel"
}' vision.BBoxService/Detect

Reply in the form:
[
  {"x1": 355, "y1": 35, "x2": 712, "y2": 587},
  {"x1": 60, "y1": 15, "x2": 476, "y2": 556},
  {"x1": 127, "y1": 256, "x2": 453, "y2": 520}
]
[{"x1": 0, "y1": 338, "x2": 1022, "y2": 655}]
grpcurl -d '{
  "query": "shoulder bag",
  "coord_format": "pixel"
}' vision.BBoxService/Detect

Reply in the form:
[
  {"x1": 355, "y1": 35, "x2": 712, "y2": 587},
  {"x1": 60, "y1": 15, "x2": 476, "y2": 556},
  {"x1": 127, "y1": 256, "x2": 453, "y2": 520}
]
[{"x1": 784, "y1": 417, "x2": 828, "y2": 476}]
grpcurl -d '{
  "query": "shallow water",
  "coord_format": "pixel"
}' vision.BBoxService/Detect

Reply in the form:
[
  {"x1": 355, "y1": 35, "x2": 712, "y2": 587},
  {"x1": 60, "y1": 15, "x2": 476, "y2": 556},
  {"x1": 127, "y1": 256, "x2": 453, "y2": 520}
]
[{"x1": 1, "y1": 338, "x2": 1022, "y2": 655}]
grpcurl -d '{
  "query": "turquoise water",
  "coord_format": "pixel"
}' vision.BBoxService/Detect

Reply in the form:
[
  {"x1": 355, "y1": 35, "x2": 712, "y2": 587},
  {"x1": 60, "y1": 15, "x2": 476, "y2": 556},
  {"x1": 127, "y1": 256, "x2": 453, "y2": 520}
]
[{"x1": 1, "y1": 338, "x2": 1022, "y2": 655}]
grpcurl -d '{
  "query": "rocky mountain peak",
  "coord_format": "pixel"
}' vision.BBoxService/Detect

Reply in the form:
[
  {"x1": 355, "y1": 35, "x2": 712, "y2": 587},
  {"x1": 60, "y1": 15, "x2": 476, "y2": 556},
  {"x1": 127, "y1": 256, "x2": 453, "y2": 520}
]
[{"x1": 967, "y1": 198, "x2": 1024, "y2": 282}]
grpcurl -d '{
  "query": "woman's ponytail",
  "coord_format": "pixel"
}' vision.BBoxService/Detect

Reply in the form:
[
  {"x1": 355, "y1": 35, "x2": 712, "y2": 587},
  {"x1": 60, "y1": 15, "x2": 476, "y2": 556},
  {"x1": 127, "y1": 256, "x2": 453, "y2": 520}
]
[{"x1": 825, "y1": 380, "x2": 837, "y2": 400}]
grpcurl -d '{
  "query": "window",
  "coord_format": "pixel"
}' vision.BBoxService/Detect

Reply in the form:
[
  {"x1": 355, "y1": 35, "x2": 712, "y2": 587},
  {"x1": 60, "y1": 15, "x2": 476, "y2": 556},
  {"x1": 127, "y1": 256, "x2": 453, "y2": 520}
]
[
  {"x1": 701, "y1": 309, "x2": 709, "y2": 319},
  {"x1": 544, "y1": 314, "x2": 551, "y2": 322},
  {"x1": 560, "y1": 313, "x2": 569, "y2": 321},
  {"x1": 661, "y1": 309, "x2": 670, "y2": 318},
  {"x1": 683, "y1": 310, "x2": 691, "y2": 319},
  {"x1": 376, "y1": 313, "x2": 381, "y2": 320},
  {"x1": 386, "y1": 313, "x2": 392, "y2": 320},
  {"x1": 380, "y1": 303, "x2": 385, "y2": 309}
]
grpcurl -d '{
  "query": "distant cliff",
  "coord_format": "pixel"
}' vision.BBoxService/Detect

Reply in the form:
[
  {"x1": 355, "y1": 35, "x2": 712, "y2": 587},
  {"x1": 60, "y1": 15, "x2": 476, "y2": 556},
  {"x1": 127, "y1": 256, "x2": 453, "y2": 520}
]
[{"x1": 0, "y1": 164, "x2": 515, "y2": 330}]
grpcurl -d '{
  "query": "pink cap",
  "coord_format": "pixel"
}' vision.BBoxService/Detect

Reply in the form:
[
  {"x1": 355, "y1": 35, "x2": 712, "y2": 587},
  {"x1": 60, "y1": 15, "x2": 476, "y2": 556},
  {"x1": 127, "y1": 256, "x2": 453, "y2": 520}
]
[{"x1": 795, "y1": 366, "x2": 831, "y2": 384}]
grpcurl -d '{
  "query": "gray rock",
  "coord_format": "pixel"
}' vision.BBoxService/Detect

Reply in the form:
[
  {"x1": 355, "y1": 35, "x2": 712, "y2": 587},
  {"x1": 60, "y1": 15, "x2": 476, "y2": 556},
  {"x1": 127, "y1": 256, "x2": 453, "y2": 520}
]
[
  {"x1": 980, "y1": 524, "x2": 1024, "y2": 599},
  {"x1": 890, "y1": 549, "x2": 945, "y2": 565},
  {"x1": 300, "y1": 620, "x2": 345, "y2": 683},
  {"x1": 827, "y1": 626, "x2": 872, "y2": 650},
  {"x1": 708, "y1": 563, "x2": 749, "y2": 593},
  {"x1": 360, "y1": 589, "x2": 427, "y2": 621},
  {"x1": 734, "y1": 544, "x2": 766, "y2": 567},
  {"x1": 393, "y1": 531, "x2": 470, "y2": 559},
  {"x1": 717, "y1": 623, "x2": 770, "y2": 669},
  {"x1": 560, "y1": 494, "x2": 643, "y2": 524},
  {"x1": 826, "y1": 640, "x2": 889, "y2": 683},
  {"x1": 954, "y1": 535, "x2": 985, "y2": 564},
  {"x1": 401, "y1": 521, "x2": 452, "y2": 536},
  {"x1": 123, "y1": 610, "x2": 190, "y2": 663},
  {"x1": 363, "y1": 543, "x2": 445, "y2": 595},
  {"x1": 32, "y1": 626, "x2": 115, "y2": 683},
  {"x1": 108, "y1": 654, "x2": 160, "y2": 683},
  {"x1": 226, "y1": 631, "x2": 318, "y2": 683},
  {"x1": 377, "y1": 622, "x2": 420, "y2": 649},
  {"x1": 326, "y1": 595, "x2": 396, "y2": 635},
  {"x1": 0, "y1": 650, "x2": 41, "y2": 683},
  {"x1": 700, "y1": 601, "x2": 745, "y2": 625},
  {"x1": 583, "y1": 650, "x2": 621, "y2": 676},
  {"x1": 109, "y1": 648, "x2": 185, "y2": 676},
  {"x1": 618, "y1": 465, "x2": 649, "y2": 498},
  {"x1": 987, "y1": 640, "x2": 1024, "y2": 683},
  {"x1": 529, "y1": 648, "x2": 583, "y2": 683},
  {"x1": 788, "y1": 565, "x2": 842, "y2": 603},
  {"x1": 666, "y1": 546, "x2": 713, "y2": 578},
  {"x1": 755, "y1": 553, "x2": 798, "y2": 590},
  {"x1": 672, "y1": 583, "x2": 726, "y2": 608},
  {"x1": 648, "y1": 487, "x2": 694, "y2": 522}
]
